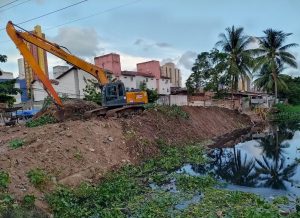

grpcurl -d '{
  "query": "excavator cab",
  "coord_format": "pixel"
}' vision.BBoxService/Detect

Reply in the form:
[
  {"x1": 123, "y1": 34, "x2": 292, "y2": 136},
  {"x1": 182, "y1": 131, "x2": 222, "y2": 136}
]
[{"x1": 102, "y1": 81, "x2": 126, "y2": 107}]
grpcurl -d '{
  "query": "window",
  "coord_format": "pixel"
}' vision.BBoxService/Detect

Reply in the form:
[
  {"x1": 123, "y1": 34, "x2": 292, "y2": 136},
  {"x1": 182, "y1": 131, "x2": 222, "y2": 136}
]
[
  {"x1": 169, "y1": 68, "x2": 172, "y2": 80},
  {"x1": 146, "y1": 78, "x2": 148, "y2": 82},
  {"x1": 165, "y1": 67, "x2": 167, "y2": 77},
  {"x1": 124, "y1": 76, "x2": 127, "y2": 79},
  {"x1": 118, "y1": 84, "x2": 124, "y2": 97},
  {"x1": 131, "y1": 76, "x2": 133, "y2": 81}
]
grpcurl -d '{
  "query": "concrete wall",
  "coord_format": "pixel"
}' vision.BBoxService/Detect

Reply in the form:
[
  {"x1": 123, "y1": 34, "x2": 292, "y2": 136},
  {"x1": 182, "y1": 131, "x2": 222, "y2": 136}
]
[
  {"x1": 137, "y1": 61, "x2": 161, "y2": 79},
  {"x1": 94, "y1": 53, "x2": 121, "y2": 77},
  {"x1": 170, "y1": 95, "x2": 188, "y2": 106}
]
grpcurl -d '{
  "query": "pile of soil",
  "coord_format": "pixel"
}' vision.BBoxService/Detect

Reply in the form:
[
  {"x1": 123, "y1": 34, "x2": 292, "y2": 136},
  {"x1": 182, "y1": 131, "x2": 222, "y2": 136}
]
[
  {"x1": 34, "y1": 99, "x2": 99, "y2": 121},
  {"x1": 0, "y1": 106, "x2": 252, "y2": 210},
  {"x1": 123, "y1": 106, "x2": 251, "y2": 161}
]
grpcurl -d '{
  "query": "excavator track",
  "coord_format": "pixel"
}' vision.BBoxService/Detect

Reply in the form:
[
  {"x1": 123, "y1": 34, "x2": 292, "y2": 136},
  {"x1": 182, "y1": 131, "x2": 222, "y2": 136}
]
[{"x1": 84, "y1": 105, "x2": 144, "y2": 119}]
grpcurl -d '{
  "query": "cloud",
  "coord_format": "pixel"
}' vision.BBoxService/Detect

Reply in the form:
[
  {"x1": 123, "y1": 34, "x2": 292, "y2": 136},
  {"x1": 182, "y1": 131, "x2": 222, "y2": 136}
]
[
  {"x1": 155, "y1": 42, "x2": 172, "y2": 48},
  {"x1": 50, "y1": 27, "x2": 101, "y2": 57},
  {"x1": 133, "y1": 38, "x2": 172, "y2": 50},
  {"x1": 177, "y1": 51, "x2": 197, "y2": 70},
  {"x1": 161, "y1": 58, "x2": 175, "y2": 65},
  {"x1": 119, "y1": 52, "x2": 152, "y2": 71},
  {"x1": 134, "y1": 39, "x2": 144, "y2": 45}
]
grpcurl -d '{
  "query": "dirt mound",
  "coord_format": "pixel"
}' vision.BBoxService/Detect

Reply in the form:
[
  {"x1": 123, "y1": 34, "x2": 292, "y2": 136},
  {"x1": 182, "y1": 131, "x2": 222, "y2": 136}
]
[
  {"x1": 34, "y1": 99, "x2": 99, "y2": 121},
  {"x1": 0, "y1": 106, "x2": 252, "y2": 211},
  {"x1": 123, "y1": 106, "x2": 251, "y2": 161}
]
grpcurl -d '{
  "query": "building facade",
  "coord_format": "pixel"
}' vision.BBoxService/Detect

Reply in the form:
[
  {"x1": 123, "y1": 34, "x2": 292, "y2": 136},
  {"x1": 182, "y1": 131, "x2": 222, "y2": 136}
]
[
  {"x1": 94, "y1": 53, "x2": 121, "y2": 77},
  {"x1": 160, "y1": 62, "x2": 181, "y2": 87},
  {"x1": 17, "y1": 58, "x2": 25, "y2": 79},
  {"x1": 53, "y1": 66, "x2": 70, "y2": 79},
  {"x1": 24, "y1": 25, "x2": 49, "y2": 94}
]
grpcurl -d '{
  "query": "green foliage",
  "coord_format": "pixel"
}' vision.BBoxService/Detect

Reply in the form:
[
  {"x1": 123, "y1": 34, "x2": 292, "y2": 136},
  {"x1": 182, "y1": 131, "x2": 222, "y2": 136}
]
[
  {"x1": 83, "y1": 78, "x2": 102, "y2": 105},
  {"x1": 27, "y1": 169, "x2": 48, "y2": 188},
  {"x1": 0, "y1": 193, "x2": 14, "y2": 213},
  {"x1": 278, "y1": 76, "x2": 300, "y2": 105},
  {"x1": 0, "y1": 79, "x2": 22, "y2": 107},
  {"x1": 25, "y1": 115, "x2": 57, "y2": 128},
  {"x1": 22, "y1": 195, "x2": 36, "y2": 208},
  {"x1": 146, "y1": 89, "x2": 159, "y2": 103},
  {"x1": 156, "y1": 105, "x2": 189, "y2": 119},
  {"x1": 140, "y1": 81, "x2": 159, "y2": 103},
  {"x1": 176, "y1": 174, "x2": 216, "y2": 191},
  {"x1": 182, "y1": 188, "x2": 281, "y2": 217},
  {"x1": 0, "y1": 171, "x2": 10, "y2": 190},
  {"x1": 186, "y1": 49, "x2": 229, "y2": 94},
  {"x1": 275, "y1": 103, "x2": 300, "y2": 113},
  {"x1": 216, "y1": 25, "x2": 254, "y2": 93},
  {"x1": 252, "y1": 29, "x2": 298, "y2": 100},
  {"x1": 0, "y1": 54, "x2": 7, "y2": 63},
  {"x1": 9, "y1": 139, "x2": 24, "y2": 149}
]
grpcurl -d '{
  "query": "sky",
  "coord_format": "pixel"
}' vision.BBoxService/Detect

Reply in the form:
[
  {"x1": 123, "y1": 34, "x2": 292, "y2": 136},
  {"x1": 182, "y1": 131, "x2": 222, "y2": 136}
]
[{"x1": 0, "y1": 0, "x2": 300, "y2": 84}]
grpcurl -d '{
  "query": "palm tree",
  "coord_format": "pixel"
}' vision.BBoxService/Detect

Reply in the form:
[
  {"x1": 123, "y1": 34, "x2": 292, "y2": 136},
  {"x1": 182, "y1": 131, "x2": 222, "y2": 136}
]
[
  {"x1": 253, "y1": 29, "x2": 298, "y2": 101},
  {"x1": 254, "y1": 63, "x2": 288, "y2": 94},
  {"x1": 216, "y1": 26, "x2": 253, "y2": 95}
]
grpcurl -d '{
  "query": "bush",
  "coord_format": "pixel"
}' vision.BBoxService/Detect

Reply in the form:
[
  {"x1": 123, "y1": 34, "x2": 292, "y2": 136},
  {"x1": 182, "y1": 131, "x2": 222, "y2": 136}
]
[
  {"x1": 9, "y1": 139, "x2": 24, "y2": 149},
  {"x1": 22, "y1": 195, "x2": 36, "y2": 208},
  {"x1": 0, "y1": 171, "x2": 9, "y2": 190},
  {"x1": 157, "y1": 105, "x2": 189, "y2": 119},
  {"x1": 27, "y1": 169, "x2": 48, "y2": 188},
  {"x1": 26, "y1": 115, "x2": 57, "y2": 128}
]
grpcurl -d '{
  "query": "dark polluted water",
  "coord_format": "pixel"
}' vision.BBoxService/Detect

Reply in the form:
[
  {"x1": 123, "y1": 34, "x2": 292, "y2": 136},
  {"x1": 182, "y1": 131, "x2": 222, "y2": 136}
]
[{"x1": 179, "y1": 121, "x2": 300, "y2": 201}]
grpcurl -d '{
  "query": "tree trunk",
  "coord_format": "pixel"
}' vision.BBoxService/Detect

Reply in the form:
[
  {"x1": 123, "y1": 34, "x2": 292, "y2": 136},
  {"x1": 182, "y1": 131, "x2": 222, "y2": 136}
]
[{"x1": 273, "y1": 72, "x2": 278, "y2": 104}]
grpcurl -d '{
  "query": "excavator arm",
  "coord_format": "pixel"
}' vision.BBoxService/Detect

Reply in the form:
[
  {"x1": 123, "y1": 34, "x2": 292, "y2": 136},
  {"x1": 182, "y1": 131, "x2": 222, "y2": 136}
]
[{"x1": 6, "y1": 21, "x2": 109, "y2": 107}]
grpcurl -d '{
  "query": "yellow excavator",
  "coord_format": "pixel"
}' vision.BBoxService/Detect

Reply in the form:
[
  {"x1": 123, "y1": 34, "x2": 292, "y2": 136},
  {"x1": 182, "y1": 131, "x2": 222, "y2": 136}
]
[{"x1": 6, "y1": 21, "x2": 148, "y2": 118}]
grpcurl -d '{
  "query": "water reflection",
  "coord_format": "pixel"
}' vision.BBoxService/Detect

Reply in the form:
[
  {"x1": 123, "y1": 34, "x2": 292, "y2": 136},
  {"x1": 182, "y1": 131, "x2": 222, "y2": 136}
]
[{"x1": 193, "y1": 121, "x2": 300, "y2": 195}]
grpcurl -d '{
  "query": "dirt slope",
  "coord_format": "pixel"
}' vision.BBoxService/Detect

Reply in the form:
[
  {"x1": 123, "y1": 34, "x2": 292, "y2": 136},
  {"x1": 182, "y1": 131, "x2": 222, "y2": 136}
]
[{"x1": 0, "y1": 106, "x2": 251, "y2": 207}]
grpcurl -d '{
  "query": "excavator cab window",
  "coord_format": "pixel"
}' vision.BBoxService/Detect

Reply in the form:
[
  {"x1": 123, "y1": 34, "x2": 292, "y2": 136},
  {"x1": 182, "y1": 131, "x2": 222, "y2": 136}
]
[{"x1": 102, "y1": 82, "x2": 126, "y2": 107}]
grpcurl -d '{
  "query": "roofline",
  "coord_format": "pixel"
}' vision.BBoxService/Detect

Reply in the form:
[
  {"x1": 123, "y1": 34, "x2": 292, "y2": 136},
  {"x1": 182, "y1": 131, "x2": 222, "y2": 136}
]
[{"x1": 56, "y1": 66, "x2": 77, "y2": 79}]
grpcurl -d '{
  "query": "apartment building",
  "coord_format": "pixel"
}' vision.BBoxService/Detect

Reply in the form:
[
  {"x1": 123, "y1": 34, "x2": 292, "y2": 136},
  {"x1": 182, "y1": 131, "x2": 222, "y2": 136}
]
[{"x1": 160, "y1": 62, "x2": 181, "y2": 87}]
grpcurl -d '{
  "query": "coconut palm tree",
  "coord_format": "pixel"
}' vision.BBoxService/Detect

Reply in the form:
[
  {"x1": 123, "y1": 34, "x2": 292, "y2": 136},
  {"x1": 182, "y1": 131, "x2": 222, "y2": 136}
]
[
  {"x1": 254, "y1": 63, "x2": 288, "y2": 94},
  {"x1": 216, "y1": 26, "x2": 253, "y2": 95},
  {"x1": 253, "y1": 29, "x2": 298, "y2": 101}
]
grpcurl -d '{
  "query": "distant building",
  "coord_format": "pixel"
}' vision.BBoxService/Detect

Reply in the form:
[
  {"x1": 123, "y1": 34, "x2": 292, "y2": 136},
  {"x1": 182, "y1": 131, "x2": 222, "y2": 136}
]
[
  {"x1": 94, "y1": 53, "x2": 121, "y2": 77},
  {"x1": 24, "y1": 25, "x2": 49, "y2": 93},
  {"x1": 238, "y1": 77, "x2": 251, "y2": 92},
  {"x1": 0, "y1": 71, "x2": 28, "y2": 104},
  {"x1": 160, "y1": 62, "x2": 181, "y2": 87},
  {"x1": 53, "y1": 66, "x2": 70, "y2": 79},
  {"x1": 17, "y1": 58, "x2": 25, "y2": 79}
]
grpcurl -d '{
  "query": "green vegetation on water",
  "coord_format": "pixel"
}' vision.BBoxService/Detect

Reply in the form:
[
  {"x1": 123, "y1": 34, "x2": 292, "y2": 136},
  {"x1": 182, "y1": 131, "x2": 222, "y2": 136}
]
[
  {"x1": 270, "y1": 104, "x2": 300, "y2": 121},
  {"x1": 276, "y1": 104, "x2": 300, "y2": 113},
  {"x1": 45, "y1": 141, "x2": 299, "y2": 218}
]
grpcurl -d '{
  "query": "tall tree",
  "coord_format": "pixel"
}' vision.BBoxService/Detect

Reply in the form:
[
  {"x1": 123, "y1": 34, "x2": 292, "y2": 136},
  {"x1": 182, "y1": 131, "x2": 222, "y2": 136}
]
[
  {"x1": 216, "y1": 26, "x2": 253, "y2": 94},
  {"x1": 186, "y1": 49, "x2": 229, "y2": 94},
  {"x1": 253, "y1": 29, "x2": 298, "y2": 101}
]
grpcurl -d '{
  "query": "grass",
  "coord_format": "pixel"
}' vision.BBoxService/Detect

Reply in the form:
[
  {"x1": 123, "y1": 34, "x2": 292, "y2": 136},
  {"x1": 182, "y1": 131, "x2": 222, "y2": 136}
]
[
  {"x1": 152, "y1": 105, "x2": 189, "y2": 119},
  {"x1": 9, "y1": 139, "x2": 25, "y2": 149},
  {"x1": 25, "y1": 115, "x2": 57, "y2": 128},
  {"x1": 275, "y1": 104, "x2": 300, "y2": 113},
  {"x1": 27, "y1": 168, "x2": 49, "y2": 189},
  {"x1": 0, "y1": 171, "x2": 9, "y2": 190}
]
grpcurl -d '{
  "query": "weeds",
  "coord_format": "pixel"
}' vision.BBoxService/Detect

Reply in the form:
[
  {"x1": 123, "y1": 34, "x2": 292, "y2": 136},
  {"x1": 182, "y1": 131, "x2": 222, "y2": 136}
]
[
  {"x1": 9, "y1": 139, "x2": 25, "y2": 149},
  {"x1": 27, "y1": 169, "x2": 48, "y2": 188},
  {"x1": 155, "y1": 105, "x2": 189, "y2": 119},
  {"x1": 26, "y1": 115, "x2": 57, "y2": 128},
  {"x1": 22, "y1": 195, "x2": 36, "y2": 208},
  {"x1": 0, "y1": 171, "x2": 9, "y2": 190}
]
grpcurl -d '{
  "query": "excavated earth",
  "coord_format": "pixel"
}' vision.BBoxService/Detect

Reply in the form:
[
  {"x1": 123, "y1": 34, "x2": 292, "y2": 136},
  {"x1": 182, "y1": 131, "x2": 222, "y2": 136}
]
[{"x1": 0, "y1": 105, "x2": 251, "y2": 210}]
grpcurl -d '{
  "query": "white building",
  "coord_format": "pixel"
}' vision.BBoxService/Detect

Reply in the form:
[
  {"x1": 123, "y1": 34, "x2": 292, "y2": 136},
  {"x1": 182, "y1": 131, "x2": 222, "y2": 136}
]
[
  {"x1": 53, "y1": 65, "x2": 70, "y2": 79},
  {"x1": 32, "y1": 67, "x2": 96, "y2": 101},
  {"x1": 32, "y1": 68, "x2": 171, "y2": 103},
  {"x1": 18, "y1": 58, "x2": 25, "y2": 79}
]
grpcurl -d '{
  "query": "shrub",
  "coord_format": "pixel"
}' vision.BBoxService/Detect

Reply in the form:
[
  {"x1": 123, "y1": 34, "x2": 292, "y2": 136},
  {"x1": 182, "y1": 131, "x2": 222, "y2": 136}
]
[
  {"x1": 27, "y1": 169, "x2": 48, "y2": 188},
  {"x1": 26, "y1": 115, "x2": 56, "y2": 128},
  {"x1": 0, "y1": 171, "x2": 9, "y2": 190},
  {"x1": 9, "y1": 139, "x2": 24, "y2": 149},
  {"x1": 22, "y1": 195, "x2": 36, "y2": 208}
]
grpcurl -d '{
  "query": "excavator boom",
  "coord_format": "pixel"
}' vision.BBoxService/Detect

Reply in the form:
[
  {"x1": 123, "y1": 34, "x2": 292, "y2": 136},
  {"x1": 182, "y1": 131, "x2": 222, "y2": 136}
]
[{"x1": 6, "y1": 21, "x2": 109, "y2": 107}]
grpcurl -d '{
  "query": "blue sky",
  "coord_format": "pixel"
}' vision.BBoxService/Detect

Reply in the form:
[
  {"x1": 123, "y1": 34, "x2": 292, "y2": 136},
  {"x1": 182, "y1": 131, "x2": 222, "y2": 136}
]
[{"x1": 0, "y1": 0, "x2": 300, "y2": 83}]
